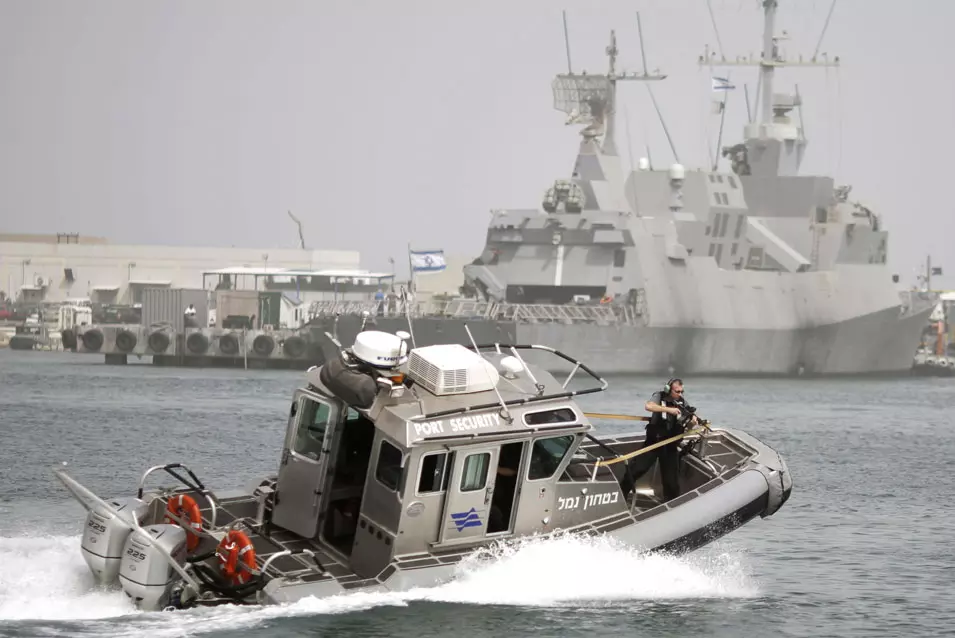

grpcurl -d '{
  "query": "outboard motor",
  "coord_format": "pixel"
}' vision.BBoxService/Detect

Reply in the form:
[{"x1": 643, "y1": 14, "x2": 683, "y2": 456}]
[
  {"x1": 118, "y1": 524, "x2": 188, "y2": 611},
  {"x1": 81, "y1": 496, "x2": 148, "y2": 584}
]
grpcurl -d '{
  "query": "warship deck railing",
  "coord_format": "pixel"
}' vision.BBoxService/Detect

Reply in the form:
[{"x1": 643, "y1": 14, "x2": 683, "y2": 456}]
[{"x1": 306, "y1": 295, "x2": 647, "y2": 326}]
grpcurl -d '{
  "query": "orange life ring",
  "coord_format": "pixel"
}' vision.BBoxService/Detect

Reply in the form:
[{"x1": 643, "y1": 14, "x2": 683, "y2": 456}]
[
  {"x1": 163, "y1": 494, "x2": 203, "y2": 551},
  {"x1": 216, "y1": 529, "x2": 257, "y2": 586}
]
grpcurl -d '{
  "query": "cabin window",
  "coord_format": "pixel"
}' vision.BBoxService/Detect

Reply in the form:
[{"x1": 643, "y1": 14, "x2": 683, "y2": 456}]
[
  {"x1": 375, "y1": 440, "x2": 404, "y2": 491},
  {"x1": 613, "y1": 249, "x2": 626, "y2": 268},
  {"x1": 523, "y1": 407, "x2": 577, "y2": 426},
  {"x1": 528, "y1": 435, "x2": 575, "y2": 481},
  {"x1": 460, "y1": 453, "x2": 490, "y2": 492},
  {"x1": 417, "y1": 452, "x2": 450, "y2": 494},
  {"x1": 291, "y1": 398, "x2": 331, "y2": 461}
]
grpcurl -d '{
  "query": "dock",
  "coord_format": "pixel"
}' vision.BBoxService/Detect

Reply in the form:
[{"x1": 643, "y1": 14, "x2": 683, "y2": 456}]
[{"x1": 68, "y1": 323, "x2": 330, "y2": 369}]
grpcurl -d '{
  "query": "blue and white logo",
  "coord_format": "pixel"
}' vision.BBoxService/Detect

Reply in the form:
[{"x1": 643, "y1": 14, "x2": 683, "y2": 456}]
[{"x1": 450, "y1": 508, "x2": 482, "y2": 531}]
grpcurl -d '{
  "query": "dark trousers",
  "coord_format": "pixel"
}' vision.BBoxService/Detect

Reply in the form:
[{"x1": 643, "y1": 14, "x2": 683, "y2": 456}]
[{"x1": 619, "y1": 431, "x2": 681, "y2": 502}]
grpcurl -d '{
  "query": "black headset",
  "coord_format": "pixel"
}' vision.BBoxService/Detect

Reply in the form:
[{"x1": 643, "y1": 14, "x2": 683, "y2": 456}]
[{"x1": 663, "y1": 378, "x2": 683, "y2": 395}]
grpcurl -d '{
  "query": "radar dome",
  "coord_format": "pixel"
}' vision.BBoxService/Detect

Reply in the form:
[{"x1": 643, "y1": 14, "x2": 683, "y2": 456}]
[{"x1": 351, "y1": 330, "x2": 408, "y2": 369}]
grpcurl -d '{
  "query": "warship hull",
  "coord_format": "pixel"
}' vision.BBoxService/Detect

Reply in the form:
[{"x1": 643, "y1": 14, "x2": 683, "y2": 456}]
[{"x1": 312, "y1": 302, "x2": 932, "y2": 376}]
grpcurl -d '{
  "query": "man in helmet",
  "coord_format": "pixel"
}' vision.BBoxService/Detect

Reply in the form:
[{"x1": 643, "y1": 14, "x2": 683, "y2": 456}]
[{"x1": 619, "y1": 378, "x2": 696, "y2": 503}]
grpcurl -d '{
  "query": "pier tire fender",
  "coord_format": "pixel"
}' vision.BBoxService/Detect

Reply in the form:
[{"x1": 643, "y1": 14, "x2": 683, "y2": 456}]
[
  {"x1": 283, "y1": 335, "x2": 306, "y2": 358},
  {"x1": 81, "y1": 329, "x2": 104, "y2": 352},
  {"x1": 147, "y1": 330, "x2": 170, "y2": 353},
  {"x1": 252, "y1": 334, "x2": 275, "y2": 356},
  {"x1": 186, "y1": 332, "x2": 209, "y2": 355},
  {"x1": 61, "y1": 329, "x2": 76, "y2": 350},
  {"x1": 115, "y1": 329, "x2": 137, "y2": 353},
  {"x1": 216, "y1": 530, "x2": 257, "y2": 586},
  {"x1": 219, "y1": 333, "x2": 239, "y2": 356},
  {"x1": 163, "y1": 494, "x2": 203, "y2": 551}
]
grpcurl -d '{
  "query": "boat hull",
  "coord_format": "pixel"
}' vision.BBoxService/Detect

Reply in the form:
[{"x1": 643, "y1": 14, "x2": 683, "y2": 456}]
[
  {"x1": 310, "y1": 302, "x2": 931, "y2": 376},
  {"x1": 263, "y1": 463, "x2": 782, "y2": 604}
]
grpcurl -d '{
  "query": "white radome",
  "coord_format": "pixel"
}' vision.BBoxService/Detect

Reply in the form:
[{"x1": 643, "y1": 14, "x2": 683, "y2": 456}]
[{"x1": 352, "y1": 331, "x2": 408, "y2": 368}]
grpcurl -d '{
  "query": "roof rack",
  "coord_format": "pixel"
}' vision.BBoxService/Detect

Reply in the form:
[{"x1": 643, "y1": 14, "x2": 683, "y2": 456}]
[{"x1": 408, "y1": 343, "x2": 607, "y2": 421}]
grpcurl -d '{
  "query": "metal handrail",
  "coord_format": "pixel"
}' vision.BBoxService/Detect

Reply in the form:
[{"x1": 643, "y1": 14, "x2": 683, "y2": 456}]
[
  {"x1": 407, "y1": 343, "x2": 608, "y2": 422},
  {"x1": 138, "y1": 463, "x2": 219, "y2": 530}
]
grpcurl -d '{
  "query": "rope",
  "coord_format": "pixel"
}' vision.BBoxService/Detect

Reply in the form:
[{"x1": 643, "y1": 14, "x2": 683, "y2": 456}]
[
  {"x1": 594, "y1": 425, "x2": 709, "y2": 467},
  {"x1": 583, "y1": 412, "x2": 650, "y2": 422}
]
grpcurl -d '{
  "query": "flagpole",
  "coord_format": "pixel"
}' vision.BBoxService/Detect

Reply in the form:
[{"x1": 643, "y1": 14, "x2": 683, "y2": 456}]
[{"x1": 407, "y1": 243, "x2": 415, "y2": 294}]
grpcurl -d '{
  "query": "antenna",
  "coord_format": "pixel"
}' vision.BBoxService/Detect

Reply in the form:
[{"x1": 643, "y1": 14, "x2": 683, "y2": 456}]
[
  {"x1": 635, "y1": 11, "x2": 649, "y2": 76},
  {"x1": 463, "y1": 324, "x2": 512, "y2": 424},
  {"x1": 712, "y1": 73, "x2": 730, "y2": 171},
  {"x1": 404, "y1": 301, "x2": 417, "y2": 350},
  {"x1": 287, "y1": 210, "x2": 305, "y2": 250},
  {"x1": 635, "y1": 12, "x2": 679, "y2": 163},
  {"x1": 404, "y1": 243, "x2": 417, "y2": 349},
  {"x1": 795, "y1": 83, "x2": 806, "y2": 137},
  {"x1": 562, "y1": 10, "x2": 573, "y2": 73},
  {"x1": 743, "y1": 83, "x2": 753, "y2": 122}
]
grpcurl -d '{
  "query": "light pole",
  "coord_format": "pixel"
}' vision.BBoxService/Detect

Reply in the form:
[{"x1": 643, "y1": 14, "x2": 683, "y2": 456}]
[
  {"x1": 20, "y1": 258, "x2": 31, "y2": 294},
  {"x1": 127, "y1": 262, "x2": 137, "y2": 303}
]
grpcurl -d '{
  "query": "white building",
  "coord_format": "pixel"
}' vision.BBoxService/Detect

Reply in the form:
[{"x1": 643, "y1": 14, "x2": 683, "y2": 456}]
[{"x1": 0, "y1": 233, "x2": 361, "y2": 304}]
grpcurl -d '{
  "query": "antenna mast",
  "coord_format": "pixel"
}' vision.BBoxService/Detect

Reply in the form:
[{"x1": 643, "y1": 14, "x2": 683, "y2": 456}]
[
  {"x1": 698, "y1": 0, "x2": 840, "y2": 177},
  {"x1": 552, "y1": 12, "x2": 666, "y2": 157},
  {"x1": 699, "y1": 0, "x2": 840, "y2": 125}
]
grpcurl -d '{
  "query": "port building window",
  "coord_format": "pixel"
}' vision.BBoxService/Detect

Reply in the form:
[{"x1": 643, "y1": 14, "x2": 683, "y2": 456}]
[
  {"x1": 528, "y1": 435, "x2": 576, "y2": 480},
  {"x1": 375, "y1": 440, "x2": 404, "y2": 491},
  {"x1": 417, "y1": 452, "x2": 450, "y2": 494}
]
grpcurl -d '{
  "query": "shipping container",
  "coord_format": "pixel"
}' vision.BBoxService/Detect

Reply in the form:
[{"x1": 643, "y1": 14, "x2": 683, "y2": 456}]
[
  {"x1": 141, "y1": 288, "x2": 210, "y2": 333},
  {"x1": 215, "y1": 290, "x2": 258, "y2": 328}
]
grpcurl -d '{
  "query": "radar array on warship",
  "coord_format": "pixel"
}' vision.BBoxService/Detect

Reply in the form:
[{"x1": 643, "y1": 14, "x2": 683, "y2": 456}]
[{"x1": 56, "y1": 327, "x2": 790, "y2": 610}]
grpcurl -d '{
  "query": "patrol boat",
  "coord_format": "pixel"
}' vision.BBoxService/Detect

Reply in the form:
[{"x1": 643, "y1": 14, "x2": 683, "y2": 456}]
[{"x1": 55, "y1": 329, "x2": 791, "y2": 611}]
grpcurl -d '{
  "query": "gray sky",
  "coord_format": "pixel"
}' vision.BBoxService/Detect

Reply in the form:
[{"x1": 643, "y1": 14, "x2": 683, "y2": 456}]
[{"x1": 1, "y1": 0, "x2": 951, "y2": 288}]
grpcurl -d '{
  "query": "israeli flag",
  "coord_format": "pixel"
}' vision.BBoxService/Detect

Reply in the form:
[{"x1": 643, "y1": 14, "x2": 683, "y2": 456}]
[
  {"x1": 410, "y1": 249, "x2": 447, "y2": 273},
  {"x1": 712, "y1": 76, "x2": 735, "y2": 91}
]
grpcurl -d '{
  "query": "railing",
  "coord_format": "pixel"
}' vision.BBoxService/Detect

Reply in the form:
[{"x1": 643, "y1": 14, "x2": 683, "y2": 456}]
[
  {"x1": 406, "y1": 343, "x2": 608, "y2": 423},
  {"x1": 306, "y1": 292, "x2": 648, "y2": 327}
]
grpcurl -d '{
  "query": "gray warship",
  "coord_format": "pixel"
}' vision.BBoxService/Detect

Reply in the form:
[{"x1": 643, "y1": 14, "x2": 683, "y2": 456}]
[
  {"x1": 55, "y1": 328, "x2": 790, "y2": 610},
  {"x1": 308, "y1": 1, "x2": 933, "y2": 376}
]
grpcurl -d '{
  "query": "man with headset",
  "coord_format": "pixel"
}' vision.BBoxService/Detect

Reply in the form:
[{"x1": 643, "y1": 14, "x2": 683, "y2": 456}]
[{"x1": 619, "y1": 378, "x2": 696, "y2": 503}]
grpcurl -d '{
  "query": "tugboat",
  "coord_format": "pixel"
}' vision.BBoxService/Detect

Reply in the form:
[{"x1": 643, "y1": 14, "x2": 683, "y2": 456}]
[{"x1": 55, "y1": 328, "x2": 791, "y2": 611}]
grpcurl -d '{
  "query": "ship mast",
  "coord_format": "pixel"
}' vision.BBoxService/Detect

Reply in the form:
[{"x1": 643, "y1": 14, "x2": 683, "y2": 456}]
[
  {"x1": 554, "y1": 13, "x2": 665, "y2": 156},
  {"x1": 699, "y1": 0, "x2": 840, "y2": 176}
]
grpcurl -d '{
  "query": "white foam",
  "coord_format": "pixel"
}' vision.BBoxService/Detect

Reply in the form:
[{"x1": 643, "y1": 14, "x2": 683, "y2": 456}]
[
  {"x1": 0, "y1": 531, "x2": 757, "y2": 637},
  {"x1": 0, "y1": 535, "x2": 138, "y2": 621}
]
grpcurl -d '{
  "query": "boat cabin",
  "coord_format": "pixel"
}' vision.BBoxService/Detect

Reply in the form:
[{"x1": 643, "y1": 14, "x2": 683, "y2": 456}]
[{"x1": 268, "y1": 331, "x2": 625, "y2": 579}]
